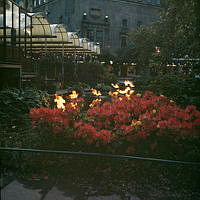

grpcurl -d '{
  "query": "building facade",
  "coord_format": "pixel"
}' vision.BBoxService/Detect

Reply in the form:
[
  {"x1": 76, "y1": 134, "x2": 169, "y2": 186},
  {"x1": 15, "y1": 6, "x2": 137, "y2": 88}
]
[{"x1": 33, "y1": 0, "x2": 160, "y2": 53}]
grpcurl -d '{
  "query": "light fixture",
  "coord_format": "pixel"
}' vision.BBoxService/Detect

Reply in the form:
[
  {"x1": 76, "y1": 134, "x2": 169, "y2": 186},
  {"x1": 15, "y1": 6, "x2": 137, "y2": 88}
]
[
  {"x1": 83, "y1": 13, "x2": 87, "y2": 20},
  {"x1": 105, "y1": 15, "x2": 109, "y2": 22}
]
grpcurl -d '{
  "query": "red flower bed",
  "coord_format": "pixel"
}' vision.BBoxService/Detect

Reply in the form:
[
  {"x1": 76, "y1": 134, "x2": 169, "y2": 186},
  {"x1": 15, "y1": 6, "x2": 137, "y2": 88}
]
[{"x1": 29, "y1": 91, "x2": 200, "y2": 158}]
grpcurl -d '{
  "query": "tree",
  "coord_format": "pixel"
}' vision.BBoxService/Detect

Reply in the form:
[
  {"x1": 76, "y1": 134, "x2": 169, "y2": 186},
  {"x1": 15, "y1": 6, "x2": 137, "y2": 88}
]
[
  {"x1": 157, "y1": 0, "x2": 200, "y2": 59},
  {"x1": 126, "y1": 0, "x2": 200, "y2": 74}
]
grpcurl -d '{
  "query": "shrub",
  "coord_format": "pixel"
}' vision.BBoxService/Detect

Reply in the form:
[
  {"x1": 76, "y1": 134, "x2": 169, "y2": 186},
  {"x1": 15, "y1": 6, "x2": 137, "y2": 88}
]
[
  {"x1": 77, "y1": 63, "x2": 117, "y2": 86},
  {"x1": 0, "y1": 88, "x2": 51, "y2": 148},
  {"x1": 0, "y1": 88, "x2": 50, "y2": 123},
  {"x1": 95, "y1": 83, "x2": 112, "y2": 96},
  {"x1": 64, "y1": 82, "x2": 91, "y2": 96},
  {"x1": 136, "y1": 74, "x2": 200, "y2": 110},
  {"x1": 29, "y1": 90, "x2": 200, "y2": 161}
]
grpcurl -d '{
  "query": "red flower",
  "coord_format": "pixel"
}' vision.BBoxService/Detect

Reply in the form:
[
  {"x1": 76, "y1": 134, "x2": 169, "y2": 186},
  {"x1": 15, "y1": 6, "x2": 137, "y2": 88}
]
[
  {"x1": 74, "y1": 121, "x2": 83, "y2": 129},
  {"x1": 95, "y1": 129, "x2": 115, "y2": 143}
]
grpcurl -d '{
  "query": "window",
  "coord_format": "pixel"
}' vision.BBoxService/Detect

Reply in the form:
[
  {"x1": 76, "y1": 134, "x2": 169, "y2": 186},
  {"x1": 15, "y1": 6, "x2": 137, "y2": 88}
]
[
  {"x1": 33, "y1": 0, "x2": 37, "y2": 7},
  {"x1": 59, "y1": 16, "x2": 63, "y2": 24},
  {"x1": 122, "y1": 19, "x2": 128, "y2": 27},
  {"x1": 90, "y1": 8, "x2": 101, "y2": 18},
  {"x1": 137, "y1": 20, "x2": 142, "y2": 27},
  {"x1": 96, "y1": 31, "x2": 103, "y2": 43},
  {"x1": 87, "y1": 30, "x2": 94, "y2": 41},
  {"x1": 121, "y1": 36, "x2": 127, "y2": 48}
]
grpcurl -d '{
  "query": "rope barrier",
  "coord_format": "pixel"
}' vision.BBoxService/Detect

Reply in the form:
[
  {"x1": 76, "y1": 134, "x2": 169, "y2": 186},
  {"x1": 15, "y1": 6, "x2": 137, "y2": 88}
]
[{"x1": 0, "y1": 147, "x2": 200, "y2": 166}]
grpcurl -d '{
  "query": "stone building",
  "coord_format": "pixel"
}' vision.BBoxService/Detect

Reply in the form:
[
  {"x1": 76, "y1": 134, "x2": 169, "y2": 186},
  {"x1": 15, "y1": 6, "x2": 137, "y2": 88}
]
[{"x1": 33, "y1": 0, "x2": 160, "y2": 53}]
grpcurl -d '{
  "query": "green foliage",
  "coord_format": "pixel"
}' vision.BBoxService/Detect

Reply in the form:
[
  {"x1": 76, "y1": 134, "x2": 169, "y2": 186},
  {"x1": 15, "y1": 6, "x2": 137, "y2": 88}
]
[
  {"x1": 136, "y1": 74, "x2": 200, "y2": 109},
  {"x1": 124, "y1": 0, "x2": 200, "y2": 73},
  {"x1": 98, "y1": 50, "x2": 116, "y2": 64},
  {"x1": 156, "y1": 0, "x2": 200, "y2": 60},
  {"x1": 0, "y1": 88, "x2": 50, "y2": 122},
  {"x1": 77, "y1": 63, "x2": 116, "y2": 86},
  {"x1": 95, "y1": 83, "x2": 112, "y2": 96},
  {"x1": 129, "y1": 26, "x2": 158, "y2": 67},
  {"x1": 0, "y1": 88, "x2": 50, "y2": 158},
  {"x1": 65, "y1": 82, "x2": 91, "y2": 96}
]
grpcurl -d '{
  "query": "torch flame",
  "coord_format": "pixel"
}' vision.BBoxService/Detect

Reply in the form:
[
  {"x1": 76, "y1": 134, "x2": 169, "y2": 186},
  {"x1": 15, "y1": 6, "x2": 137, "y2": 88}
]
[
  {"x1": 69, "y1": 90, "x2": 79, "y2": 99},
  {"x1": 125, "y1": 93, "x2": 131, "y2": 99},
  {"x1": 124, "y1": 80, "x2": 135, "y2": 88},
  {"x1": 89, "y1": 98, "x2": 102, "y2": 108},
  {"x1": 111, "y1": 83, "x2": 119, "y2": 89},
  {"x1": 129, "y1": 89, "x2": 134, "y2": 95},
  {"x1": 91, "y1": 89, "x2": 102, "y2": 96},
  {"x1": 71, "y1": 102, "x2": 78, "y2": 109},
  {"x1": 108, "y1": 91, "x2": 119, "y2": 97},
  {"x1": 118, "y1": 87, "x2": 131, "y2": 94},
  {"x1": 54, "y1": 95, "x2": 66, "y2": 110}
]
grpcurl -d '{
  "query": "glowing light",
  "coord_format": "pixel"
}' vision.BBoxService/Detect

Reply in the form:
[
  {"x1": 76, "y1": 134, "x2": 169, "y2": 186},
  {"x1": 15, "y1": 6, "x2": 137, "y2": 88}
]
[
  {"x1": 131, "y1": 120, "x2": 142, "y2": 126},
  {"x1": 125, "y1": 93, "x2": 131, "y2": 100},
  {"x1": 54, "y1": 95, "x2": 66, "y2": 110},
  {"x1": 155, "y1": 46, "x2": 160, "y2": 53},
  {"x1": 69, "y1": 90, "x2": 79, "y2": 99},
  {"x1": 124, "y1": 80, "x2": 135, "y2": 88},
  {"x1": 136, "y1": 93, "x2": 142, "y2": 97},
  {"x1": 111, "y1": 83, "x2": 119, "y2": 89},
  {"x1": 152, "y1": 109, "x2": 156, "y2": 114},
  {"x1": 89, "y1": 99, "x2": 102, "y2": 108},
  {"x1": 91, "y1": 89, "x2": 102, "y2": 96},
  {"x1": 118, "y1": 87, "x2": 131, "y2": 94},
  {"x1": 129, "y1": 90, "x2": 134, "y2": 95},
  {"x1": 71, "y1": 102, "x2": 78, "y2": 109},
  {"x1": 108, "y1": 91, "x2": 119, "y2": 97}
]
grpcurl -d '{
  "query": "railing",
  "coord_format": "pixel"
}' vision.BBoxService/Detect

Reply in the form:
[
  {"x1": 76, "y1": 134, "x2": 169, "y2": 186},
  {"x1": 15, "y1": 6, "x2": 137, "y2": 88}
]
[
  {"x1": 1, "y1": 146, "x2": 200, "y2": 199},
  {"x1": 0, "y1": 0, "x2": 32, "y2": 63},
  {"x1": 0, "y1": 117, "x2": 200, "y2": 199}
]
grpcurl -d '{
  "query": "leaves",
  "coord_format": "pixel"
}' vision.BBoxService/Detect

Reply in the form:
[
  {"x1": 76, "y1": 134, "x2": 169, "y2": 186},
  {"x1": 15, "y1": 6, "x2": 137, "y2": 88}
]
[
  {"x1": 123, "y1": 0, "x2": 200, "y2": 72},
  {"x1": 0, "y1": 88, "x2": 50, "y2": 123}
]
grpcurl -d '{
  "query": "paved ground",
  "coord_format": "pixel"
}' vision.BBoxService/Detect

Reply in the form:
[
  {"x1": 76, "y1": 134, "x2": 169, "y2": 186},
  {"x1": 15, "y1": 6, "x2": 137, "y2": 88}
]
[{"x1": 1, "y1": 179, "x2": 141, "y2": 200}]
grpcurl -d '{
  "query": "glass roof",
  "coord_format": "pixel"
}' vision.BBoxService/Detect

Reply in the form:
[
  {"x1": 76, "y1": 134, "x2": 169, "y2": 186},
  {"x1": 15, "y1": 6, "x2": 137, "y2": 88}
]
[{"x1": 0, "y1": 6, "x2": 100, "y2": 55}]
